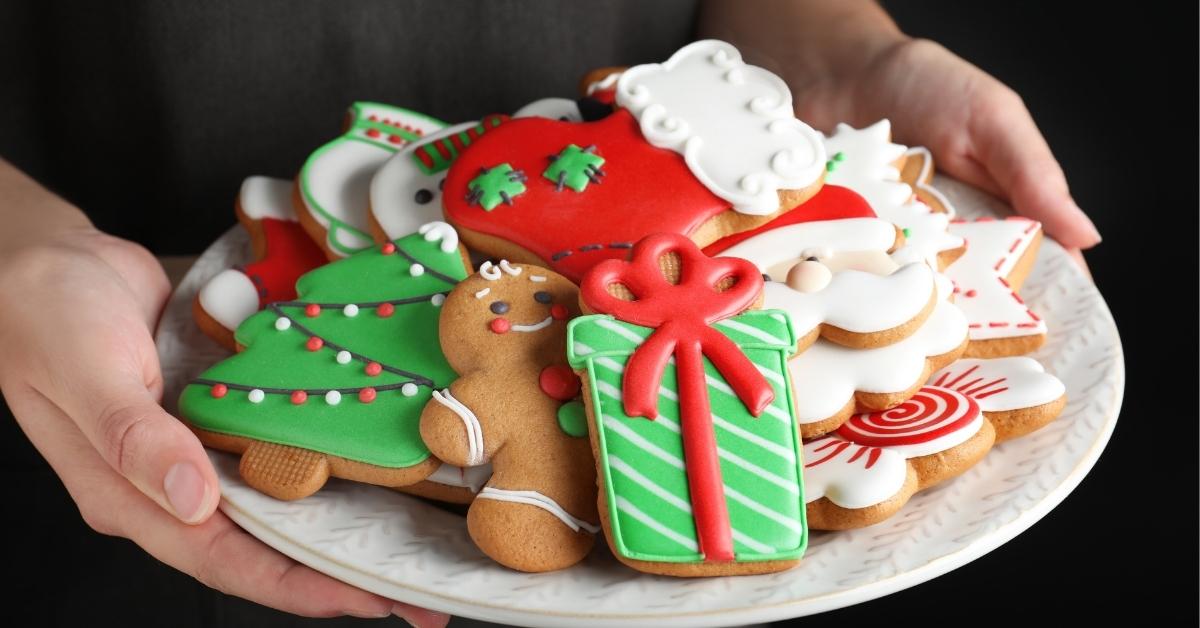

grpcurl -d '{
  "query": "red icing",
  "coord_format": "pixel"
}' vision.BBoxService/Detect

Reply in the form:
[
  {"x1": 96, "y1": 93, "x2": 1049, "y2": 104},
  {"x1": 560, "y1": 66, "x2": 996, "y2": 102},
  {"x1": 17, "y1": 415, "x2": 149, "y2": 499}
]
[
  {"x1": 580, "y1": 233, "x2": 773, "y2": 563},
  {"x1": 359, "y1": 387, "x2": 377, "y2": 403},
  {"x1": 364, "y1": 362, "x2": 382, "y2": 377},
  {"x1": 489, "y1": 318, "x2": 510, "y2": 334},
  {"x1": 539, "y1": 365, "x2": 581, "y2": 401},
  {"x1": 304, "y1": 303, "x2": 321, "y2": 317},
  {"x1": 290, "y1": 390, "x2": 307, "y2": 405},
  {"x1": 442, "y1": 111, "x2": 730, "y2": 283},
  {"x1": 305, "y1": 336, "x2": 323, "y2": 352},
  {"x1": 377, "y1": 302, "x2": 395, "y2": 317},
  {"x1": 210, "y1": 384, "x2": 228, "y2": 399},
  {"x1": 381, "y1": 242, "x2": 396, "y2": 255},
  {"x1": 837, "y1": 386, "x2": 980, "y2": 446},
  {"x1": 550, "y1": 304, "x2": 569, "y2": 320},
  {"x1": 702, "y1": 184, "x2": 876, "y2": 256},
  {"x1": 241, "y1": 218, "x2": 329, "y2": 309}
]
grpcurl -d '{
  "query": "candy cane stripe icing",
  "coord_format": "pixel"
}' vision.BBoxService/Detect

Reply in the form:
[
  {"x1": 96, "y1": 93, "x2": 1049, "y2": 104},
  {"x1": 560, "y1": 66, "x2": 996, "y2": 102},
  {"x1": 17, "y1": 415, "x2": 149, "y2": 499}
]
[
  {"x1": 802, "y1": 436, "x2": 908, "y2": 509},
  {"x1": 836, "y1": 386, "x2": 983, "y2": 458}
]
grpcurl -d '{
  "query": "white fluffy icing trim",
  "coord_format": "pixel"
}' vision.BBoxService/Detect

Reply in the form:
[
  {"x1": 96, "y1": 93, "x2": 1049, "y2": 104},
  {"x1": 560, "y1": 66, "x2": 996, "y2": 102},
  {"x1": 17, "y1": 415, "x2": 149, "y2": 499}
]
[
  {"x1": 512, "y1": 97, "x2": 583, "y2": 122},
  {"x1": 616, "y1": 39, "x2": 826, "y2": 215},
  {"x1": 802, "y1": 437, "x2": 909, "y2": 509},
  {"x1": 238, "y1": 176, "x2": 296, "y2": 221},
  {"x1": 197, "y1": 269, "x2": 260, "y2": 331}
]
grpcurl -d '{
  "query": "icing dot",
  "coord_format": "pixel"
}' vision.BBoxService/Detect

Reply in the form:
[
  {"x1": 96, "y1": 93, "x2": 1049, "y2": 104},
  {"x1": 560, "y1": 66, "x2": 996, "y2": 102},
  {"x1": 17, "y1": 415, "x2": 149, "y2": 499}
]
[
  {"x1": 274, "y1": 317, "x2": 291, "y2": 331},
  {"x1": 343, "y1": 304, "x2": 359, "y2": 317},
  {"x1": 377, "y1": 302, "x2": 395, "y2": 317},
  {"x1": 551, "y1": 304, "x2": 569, "y2": 320},
  {"x1": 540, "y1": 364, "x2": 581, "y2": 401},
  {"x1": 325, "y1": 390, "x2": 342, "y2": 405},
  {"x1": 365, "y1": 128, "x2": 381, "y2": 138},
  {"x1": 210, "y1": 384, "x2": 228, "y2": 399},
  {"x1": 431, "y1": 294, "x2": 446, "y2": 307},
  {"x1": 358, "y1": 387, "x2": 377, "y2": 404},
  {"x1": 364, "y1": 362, "x2": 382, "y2": 377},
  {"x1": 490, "y1": 301, "x2": 509, "y2": 314},
  {"x1": 248, "y1": 389, "x2": 265, "y2": 404},
  {"x1": 306, "y1": 336, "x2": 324, "y2": 352},
  {"x1": 556, "y1": 400, "x2": 589, "y2": 438},
  {"x1": 414, "y1": 189, "x2": 434, "y2": 204},
  {"x1": 401, "y1": 383, "x2": 419, "y2": 396},
  {"x1": 381, "y1": 242, "x2": 396, "y2": 255},
  {"x1": 305, "y1": 303, "x2": 321, "y2": 317},
  {"x1": 534, "y1": 291, "x2": 553, "y2": 304},
  {"x1": 290, "y1": 390, "x2": 308, "y2": 405},
  {"x1": 336, "y1": 350, "x2": 352, "y2": 364},
  {"x1": 489, "y1": 318, "x2": 510, "y2": 334},
  {"x1": 409, "y1": 263, "x2": 425, "y2": 277},
  {"x1": 387, "y1": 134, "x2": 404, "y2": 144}
]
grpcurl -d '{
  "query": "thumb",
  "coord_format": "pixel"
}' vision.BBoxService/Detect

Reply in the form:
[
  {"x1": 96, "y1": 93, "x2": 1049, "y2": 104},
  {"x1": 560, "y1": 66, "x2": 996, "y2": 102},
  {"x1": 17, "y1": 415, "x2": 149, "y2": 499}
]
[{"x1": 969, "y1": 88, "x2": 1102, "y2": 249}]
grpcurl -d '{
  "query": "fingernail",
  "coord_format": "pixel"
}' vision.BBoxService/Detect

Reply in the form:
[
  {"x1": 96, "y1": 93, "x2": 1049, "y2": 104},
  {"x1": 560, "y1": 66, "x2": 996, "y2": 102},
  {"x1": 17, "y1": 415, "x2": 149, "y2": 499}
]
[
  {"x1": 1071, "y1": 202, "x2": 1102, "y2": 246},
  {"x1": 344, "y1": 606, "x2": 392, "y2": 619},
  {"x1": 163, "y1": 462, "x2": 212, "y2": 523},
  {"x1": 392, "y1": 604, "x2": 450, "y2": 628}
]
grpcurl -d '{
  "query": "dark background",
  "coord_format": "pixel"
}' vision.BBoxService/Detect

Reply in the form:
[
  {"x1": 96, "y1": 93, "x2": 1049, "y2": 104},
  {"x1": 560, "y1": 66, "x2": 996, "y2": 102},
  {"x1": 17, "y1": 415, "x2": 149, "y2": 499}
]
[{"x1": 0, "y1": 1, "x2": 1195, "y2": 626}]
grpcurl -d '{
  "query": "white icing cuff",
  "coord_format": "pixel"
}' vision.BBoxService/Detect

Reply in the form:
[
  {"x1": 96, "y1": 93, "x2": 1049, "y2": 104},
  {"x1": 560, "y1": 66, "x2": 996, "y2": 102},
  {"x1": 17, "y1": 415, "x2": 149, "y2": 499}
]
[
  {"x1": 238, "y1": 176, "x2": 296, "y2": 221},
  {"x1": 197, "y1": 269, "x2": 260, "y2": 331}
]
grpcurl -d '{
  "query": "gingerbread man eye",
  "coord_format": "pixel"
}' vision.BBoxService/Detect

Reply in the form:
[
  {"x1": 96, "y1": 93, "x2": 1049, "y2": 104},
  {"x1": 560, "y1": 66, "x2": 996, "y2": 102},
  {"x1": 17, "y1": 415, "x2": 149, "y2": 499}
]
[
  {"x1": 533, "y1": 291, "x2": 553, "y2": 304},
  {"x1": 414, "y1": 189, "x2": 434, "y2": 204},
  {"x1": 490, "y1": 301, "x2": 510, "y2": 314}
]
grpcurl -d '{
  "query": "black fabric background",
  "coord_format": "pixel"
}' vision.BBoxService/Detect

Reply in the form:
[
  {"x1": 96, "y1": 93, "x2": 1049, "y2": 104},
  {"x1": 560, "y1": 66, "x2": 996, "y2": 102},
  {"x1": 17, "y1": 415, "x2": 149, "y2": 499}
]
[{"x1": 0, "y1": 1, "x2": 1195, "y2": 626}]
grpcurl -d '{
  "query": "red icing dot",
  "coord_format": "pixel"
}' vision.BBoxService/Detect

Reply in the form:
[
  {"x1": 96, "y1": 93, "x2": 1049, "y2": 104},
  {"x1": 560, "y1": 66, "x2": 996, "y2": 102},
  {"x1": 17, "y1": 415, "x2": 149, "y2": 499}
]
[
  {"x1": 290, "y1": 390, "x2": 308, "y2": 405},
  {"x1": 540, "y1": 365, "x2": 581, "y2": 401},
  {"x1": 377, "y1": 302, "x2": 395, "y2": 317},
  {"x1": 381, "y1": 242, "x2": 396, "y2": 255},
  {"x1": 964, "y1": 289, "x2": 978, "y2": 298},
  {"x1": 368, "y1": 115, "x2": 378, "y2": 121},
  {"x1": 365, "y1": 128, "x2": 381, "y2": 138},
  {"x1": 358, "y1": 387, "x2": 377, "y2": 403},
  {"x1": 489, "y1": 318, "x2": 511, "y2": 334},
  {"x1": 306, "y1": 336, "x2": 324, "y2": 352},
  {"x1": 365, "y1": 362, "x2": 383, "y2": 377},
  {"x1": 305, "y1": 303, "x2": 321, "y2": 317},
  {"x1": 210, "y1": 384, "x2": 228, "y2": 399},
  {"x1": 388, "y1": 134, "x2": 404, "y2": 144},
  {"x1": 550, "y1": 304, "x2": 569, "y2": 320}
]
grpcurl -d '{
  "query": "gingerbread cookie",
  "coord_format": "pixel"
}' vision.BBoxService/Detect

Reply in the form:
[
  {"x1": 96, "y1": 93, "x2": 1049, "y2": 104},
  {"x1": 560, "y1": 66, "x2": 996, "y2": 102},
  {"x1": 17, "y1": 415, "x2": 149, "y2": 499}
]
[
  {"x1": 296, "y1": 102, "x2": 446, "y2": 258},
  {"x1": 930, "y1": 357, "x2": 1066, "y2": 442},
  {"x1": 823, "y1": 120, "x2": 965, "y2": 269},
  {"x1": 179, "y1": 222, "x2": 471, "y2": 500},
  {"x1": 419, "y1": 261, "x2": 597, "y2": 572},
  {"x1": 194, "y1": 176, "x2": 329, "y2": 350},
  {"x1": 945, "y1": 217, "x2": 1047, "y2": 357},
  {"x1": 568, "y1": 233, "x2": 808, "y2": 577},
  {"x1": 788, "y1": 274, "x2": 969, "y2": 438},
  {"x1": 899, "y1": 146, "x2": 956, "y2": 215}
]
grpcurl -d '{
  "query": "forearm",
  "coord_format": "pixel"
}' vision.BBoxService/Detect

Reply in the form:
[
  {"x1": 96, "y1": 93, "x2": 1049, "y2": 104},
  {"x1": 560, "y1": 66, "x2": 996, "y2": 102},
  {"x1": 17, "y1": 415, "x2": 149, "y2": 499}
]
[
  {"x1": 0, "y1": 158, "x2": 94, "y2": 253},
  {"x1": 697, "y1": 0, "x2": 908, "y2": 91}
]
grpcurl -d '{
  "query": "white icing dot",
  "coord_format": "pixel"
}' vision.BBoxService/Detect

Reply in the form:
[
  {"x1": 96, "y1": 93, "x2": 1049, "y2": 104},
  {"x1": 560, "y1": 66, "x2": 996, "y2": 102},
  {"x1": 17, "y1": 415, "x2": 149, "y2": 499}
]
[
  {"x1": 336, "y1": 350, "x2": 352, "y2": 364},
  {"x1": 343, "y1": 304, "x2": 359, "y2": 317},
  {"x1": 401, "y1": 383, "x2": 418, "y2": 396},
  {"x1": 325, "y1": 390, "x2": 342, "y2": 405},
  {"x1": 431, "y1": 294, "x2": 446, "y2": 307},
  {"x1": 274, "y1": 317, "x2": 291, "y2": 331},
  {"x1": 409, "y1": 263, "x2": 425, "y2": 277},
  {"x1": 248, "y1": 389, "x2": 265, "y2": 404}
]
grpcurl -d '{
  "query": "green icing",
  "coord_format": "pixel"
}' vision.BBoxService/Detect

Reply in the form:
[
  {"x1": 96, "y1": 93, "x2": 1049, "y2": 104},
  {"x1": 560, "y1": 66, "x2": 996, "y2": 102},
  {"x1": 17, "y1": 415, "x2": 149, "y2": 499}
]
[
  {"x1": 902, "y1": 227, "x2": 912, "y2": 239},
  {"x1": 825, "y1": 151, "x2": 846, "y2": 173},
  {"x1": 466, "y1": 164, "x2": 526, "y2": 211},
  {"x1": 179, "y1": 230, "x2": 469, "y2": 468},
  {"x1": 566, "y1": 310, "x2": 807, "y2": 565},
  {"x1": 542, "y1": 144, "x2": 606, "y2": 193},
  {"x1": 556, "y1": 400, "x2": 589, "y2": 438},
  {"x1": 299, "y1": 103, "x2": 449, "y2": 256}
]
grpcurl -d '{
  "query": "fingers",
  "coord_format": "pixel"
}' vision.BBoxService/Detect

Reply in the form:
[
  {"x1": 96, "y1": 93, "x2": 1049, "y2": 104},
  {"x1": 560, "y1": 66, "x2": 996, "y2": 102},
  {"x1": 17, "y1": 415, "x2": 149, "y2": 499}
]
[{"x1": 968, "y1": 86, "x2": 1102, "y2": 249}]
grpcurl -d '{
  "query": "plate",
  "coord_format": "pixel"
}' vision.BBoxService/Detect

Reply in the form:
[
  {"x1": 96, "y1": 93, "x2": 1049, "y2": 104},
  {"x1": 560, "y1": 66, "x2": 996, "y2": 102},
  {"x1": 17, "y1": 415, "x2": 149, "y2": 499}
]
[{"x1": 158, "y1": 177, "x2": 1124, "y2": 627}]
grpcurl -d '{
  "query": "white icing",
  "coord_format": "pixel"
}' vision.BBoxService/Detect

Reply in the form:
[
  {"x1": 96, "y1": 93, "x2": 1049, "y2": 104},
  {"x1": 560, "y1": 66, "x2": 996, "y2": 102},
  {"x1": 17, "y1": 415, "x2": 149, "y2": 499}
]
[
  {"x1": 274, "y1": 316, "x2": 291, "y2": 331},
  {"x1": 585, "y1": 71, "x2": 622, "y2": 96},
  {"x1": 343, "y1": 304, "x2": 359, "y2": 317},
  {"x1": 930, "y1": 357, "x2": 1064, "y2": 412},
  {"x1": 802, "y1": 436, "x2": 908, "y2": 509},
  {"x1": 945, "y1": 218, "x2": 1047, "y2": 340},
  {"x1": 431, "y1": 389, "x2": 485, "y2": 466},
  {"x1": 512, "y1": 97, "x2": 583, "y2": 122},
  {"x1": 761, "y1": 263, "x2": 934, "y2": 336},
  {"x1": 335, "y1": 350, "x2": 352, "y2": 365},
  {"x1": 417, "y1": 221, "x2": 460, "y2": 253},
  {"x1": 426, "y1": 462, "x2": 493, "y2": 493},
  {"x1": 510, "y1": 316, "x2": 553, "y2": 332},
  {"x1": 401, "y1": 383, "x2": 419, "y2": 396},
  {"x1": 248, "y1": 389, "x2": 265, "y2": 404},
  {"x1": 238, "y1": 176, "x2": 296, "y2": 221},
  {"x1": 498, "y1": 260, "x2": 522, "y2": 276},
  {"x1": 474, "y1": 288, "x2": 491, "y2": 299},
  {"x1": 430, "y1": 294, "x2": 446, "y2": 307},
  {"x1": 325, "y1": 390, "x2": 342, "y2": 405},
  {"x1": 370, "y1": 122, "x2": 477, "y2": 241},
  {"x1": 302, "y1": 106, "x2": 445, "y2": 256},
  {"x1": 615, "y1": 40, "x2": 826, "y2": 215},
  {"x1": 717, "y1": 218, "x2": 899, "y2": 264},
  {"x1": 477, "y1": 487, "x2": 599, "y2": 534},
  {"x1": 529, "y1": 275, "x2": 547, "y2": 283},
  {"x1": 903, "y1": 146, "x2": 957, "y2": 217},
  {"x1": 822, "y1": 120, "x2": 964, "y2": 267},
  {"x1": 840, "y1": 386, "x2": 984, "y2": 458},
  {"x1": 789, "y1": 288, "x2": 968, "y2": 424},
  {"x1": 196, "y1": 269, "x2": 260, "y2": 331},
  {"x1": 479, "y1": 261, "x2": 502, "y2": 281},
  {"x1": 409, "y1": 264, "x2": 425, "y2": 277}
]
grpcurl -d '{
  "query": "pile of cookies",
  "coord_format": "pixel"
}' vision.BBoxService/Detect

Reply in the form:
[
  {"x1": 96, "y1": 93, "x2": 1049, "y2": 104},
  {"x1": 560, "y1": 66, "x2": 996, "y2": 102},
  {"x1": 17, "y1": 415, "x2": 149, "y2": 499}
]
[{"x1": 180, "y1": 40, "x2": 1065, "y2": 577}]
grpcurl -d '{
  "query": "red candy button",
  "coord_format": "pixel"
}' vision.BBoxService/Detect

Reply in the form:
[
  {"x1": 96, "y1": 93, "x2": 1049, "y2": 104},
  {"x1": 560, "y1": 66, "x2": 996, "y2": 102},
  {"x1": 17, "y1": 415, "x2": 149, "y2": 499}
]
[
  {"x1": 377, "y1": 303, "x2": 395, "y2": 317},
  {"x1": 290, "y1": 390, "x2": 308, "y2": 405},
  {"x1": 489, "y1": 318, "x2": 510, "y2": 334},
  {"x1": 306, "y1": 336, "x2": 324, "y2": 351},
  {"x1": 364, "y1": 362, "x2": 382, "y2": 377},
  {"x1": 305, "y1": 303, "x2": 321, "y2": 317},
  {"x1": 550, "y1": 304, "x2": 569, "y2": 320},
  {"x1": 210, "y1": 384, "x2": 228, "y2": 399},
  {"x1": 540, "y1": 364, "x2": 581, "y2": 401},
  {"x1": 358, "y1": 387, "x2": 377, "y2": 403}
]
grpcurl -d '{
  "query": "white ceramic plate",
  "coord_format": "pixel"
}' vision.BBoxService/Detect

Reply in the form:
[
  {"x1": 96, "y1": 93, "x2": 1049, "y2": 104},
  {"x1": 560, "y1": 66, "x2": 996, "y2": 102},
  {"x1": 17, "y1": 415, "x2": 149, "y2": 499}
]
[{"x1": 158, "y1": 177, "x2": 1124, "y2": 628}]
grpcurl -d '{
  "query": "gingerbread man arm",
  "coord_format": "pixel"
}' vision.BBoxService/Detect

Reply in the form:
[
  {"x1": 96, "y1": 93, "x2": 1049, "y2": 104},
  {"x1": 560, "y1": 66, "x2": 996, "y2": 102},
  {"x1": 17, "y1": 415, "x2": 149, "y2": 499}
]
[{"x1": 419, "y1": 378, "x2": 490, "y2": 468}]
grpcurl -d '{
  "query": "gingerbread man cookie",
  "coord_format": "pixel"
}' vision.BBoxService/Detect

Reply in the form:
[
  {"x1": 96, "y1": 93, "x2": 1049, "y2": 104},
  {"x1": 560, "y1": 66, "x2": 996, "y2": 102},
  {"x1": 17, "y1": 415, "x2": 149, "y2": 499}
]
[{"x1": 419, "y1": 261, "x2": 598, "y2": 572}]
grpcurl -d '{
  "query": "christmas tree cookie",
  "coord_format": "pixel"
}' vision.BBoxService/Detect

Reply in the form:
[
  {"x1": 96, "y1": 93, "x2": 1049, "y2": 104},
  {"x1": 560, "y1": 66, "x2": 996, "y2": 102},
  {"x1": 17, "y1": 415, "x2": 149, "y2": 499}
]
[{"x1": 179, "y1": 222, "x2": 471, "y2": 500}]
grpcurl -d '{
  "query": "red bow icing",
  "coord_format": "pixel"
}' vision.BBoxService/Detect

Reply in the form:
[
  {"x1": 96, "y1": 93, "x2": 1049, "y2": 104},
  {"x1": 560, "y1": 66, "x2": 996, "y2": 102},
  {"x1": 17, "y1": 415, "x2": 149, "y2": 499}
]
[{"x1": 581, "y1": 233, "x2": 774, "y2": 563}]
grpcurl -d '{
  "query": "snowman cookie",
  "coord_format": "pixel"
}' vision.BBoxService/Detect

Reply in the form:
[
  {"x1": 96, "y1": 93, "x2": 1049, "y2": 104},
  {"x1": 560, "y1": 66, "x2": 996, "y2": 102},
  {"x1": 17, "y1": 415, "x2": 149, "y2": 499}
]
[
  {"x1": 419, "y1": 261, "x2": 597, "y2": 572},
  {"x1": 194, "y1": 176, "x2": 330, "y2": 350}
]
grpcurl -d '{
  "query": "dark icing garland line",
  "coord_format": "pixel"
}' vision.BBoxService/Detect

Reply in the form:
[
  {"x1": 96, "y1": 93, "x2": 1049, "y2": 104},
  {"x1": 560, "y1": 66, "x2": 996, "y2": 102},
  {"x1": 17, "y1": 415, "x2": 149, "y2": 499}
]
[
  {"x1": 550, "y1": 241, "x2": 633, "y2": 262},
  {"x1": 391, "y1": 242, "x2": 461, "y2": 285},
  {"x1": 265, "y1": 303, "x2": 436, "y2": 387},
  {"x1": 191, "y1": 378, "x2": 424, "y2": 396},
  {"x1": 272, "y1": 292, "x2": 448, "y2": 310}
]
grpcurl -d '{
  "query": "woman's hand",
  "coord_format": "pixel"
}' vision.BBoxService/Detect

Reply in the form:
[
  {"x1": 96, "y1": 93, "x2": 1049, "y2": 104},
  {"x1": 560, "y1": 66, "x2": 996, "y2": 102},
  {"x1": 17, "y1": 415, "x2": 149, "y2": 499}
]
[{"x1": 0, "y1": 163, "x2": 448, "y2": 626}]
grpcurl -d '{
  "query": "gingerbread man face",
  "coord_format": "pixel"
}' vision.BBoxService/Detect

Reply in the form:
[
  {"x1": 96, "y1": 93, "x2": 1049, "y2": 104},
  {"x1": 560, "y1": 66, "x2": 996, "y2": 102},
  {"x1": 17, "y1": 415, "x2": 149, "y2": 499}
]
[{"x1": 438, "y1": 261, "x2": 578, "y2": 372}]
